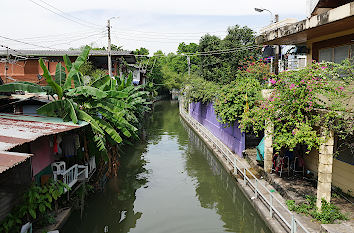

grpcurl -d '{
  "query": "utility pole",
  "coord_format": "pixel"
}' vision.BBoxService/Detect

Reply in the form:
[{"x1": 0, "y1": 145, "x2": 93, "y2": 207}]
[
  {"x1": 107, "y1": 19, "x2": 112, "y2": 77},
  {"x1": 4, "y1": 47, "x2": 9, "y2": 84}
]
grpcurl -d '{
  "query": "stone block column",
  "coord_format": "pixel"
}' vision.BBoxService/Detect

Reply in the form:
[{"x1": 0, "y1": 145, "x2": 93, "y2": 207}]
[
  {"x1": 264, "y1": 123, "x2": 274, "y2": 173},
  {"x1": 262, "y1": 89, "x2": 274, "y2": 173},
  {"x1": 316, "y1": 130, "x2": 334, "y2": 211}
]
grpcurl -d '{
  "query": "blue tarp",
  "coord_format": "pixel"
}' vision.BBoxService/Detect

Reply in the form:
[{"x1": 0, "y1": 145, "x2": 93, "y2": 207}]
[{"x1": 256, "y1": 136, "x2": 265, "y2": 163}]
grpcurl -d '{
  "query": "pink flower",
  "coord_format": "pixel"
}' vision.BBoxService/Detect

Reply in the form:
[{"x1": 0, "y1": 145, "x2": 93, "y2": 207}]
[
  {"x1": 270, "y1": 79, "x2": 276, "y2": 85},
  {"x1": 290, "y1": 83, "x2": 295, "y2": 89},
  {"x1": 338, "y1": 86, "x2": 344, "y2": 91}
]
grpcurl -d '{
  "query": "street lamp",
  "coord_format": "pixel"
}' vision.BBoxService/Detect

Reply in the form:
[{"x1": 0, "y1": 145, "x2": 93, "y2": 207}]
[{"x1": 254, "y1": 8, "x2": 274, "y2": 24}]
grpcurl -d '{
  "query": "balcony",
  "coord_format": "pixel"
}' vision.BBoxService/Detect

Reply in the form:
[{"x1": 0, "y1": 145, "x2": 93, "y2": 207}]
[{"x1": 51, "y1": 156, "x2": 96, "y2": 192}]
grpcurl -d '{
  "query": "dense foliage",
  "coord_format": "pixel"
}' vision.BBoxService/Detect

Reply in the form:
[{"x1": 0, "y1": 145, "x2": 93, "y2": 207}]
[{"x1": 0, "y1": 181, "x2": 69, "y2": 232}]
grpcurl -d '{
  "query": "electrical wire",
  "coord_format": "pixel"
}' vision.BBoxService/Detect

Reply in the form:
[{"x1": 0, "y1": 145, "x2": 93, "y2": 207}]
[
  {"x1": 134, "y1": 45, "x2": 262, "y2": 57},
  {"x1": 0, "y1": 35, "x2": 55, "y2": 49},
  {"x1": 29, "y1": 0, "x2": 102, "y2": 29},
  {"x1": 37, "y1": 0, "x2": 103, "y2": 28},
  {"x1": 49, "y1": 33, "x2": 106, "y2": 47},
  {"x1": 116, "y1": 28, "x2": 227, "y2": 35},
  {"x1": 17, "y1": 29, "x2": 102, "y2": 41},
  {"x1": 111, "y1": 30, "x2": 226, "y2": 40}
]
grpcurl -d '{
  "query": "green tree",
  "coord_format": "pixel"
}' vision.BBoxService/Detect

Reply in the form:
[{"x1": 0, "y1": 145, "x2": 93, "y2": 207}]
[{"x1": 199, "y1": 25, "x2": 260, "y2": 83}]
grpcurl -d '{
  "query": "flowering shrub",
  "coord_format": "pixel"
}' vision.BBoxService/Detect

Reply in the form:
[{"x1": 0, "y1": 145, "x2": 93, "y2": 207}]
[
  {"x1": 240, "y1": 61, "x2": 353, "y2": 151},
  {"x1": 214, "y1": 73, "x2": 262, "y2": 127},
  {"x1": 239, "y1": 57, "x2": 273, "y2": 82}
]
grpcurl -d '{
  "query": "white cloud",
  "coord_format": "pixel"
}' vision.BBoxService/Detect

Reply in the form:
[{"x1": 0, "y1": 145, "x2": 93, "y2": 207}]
[{"x1": 1, "y1": 0, "x2": 307, "y2": 53}]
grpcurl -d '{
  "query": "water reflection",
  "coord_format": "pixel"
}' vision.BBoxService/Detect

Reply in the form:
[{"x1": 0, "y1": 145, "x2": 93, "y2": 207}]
[
  {"x1": 181, "y1": 119, "x2": 270, "y2": 233},
  {"x1": 62, "y1": 101, "x2": 270, "y2": 233}
]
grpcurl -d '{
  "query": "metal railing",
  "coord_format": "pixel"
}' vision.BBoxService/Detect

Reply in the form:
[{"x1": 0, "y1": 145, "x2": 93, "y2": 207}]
[{"x1": 179, "y1": 102, "x2": 310, "y2": 233}]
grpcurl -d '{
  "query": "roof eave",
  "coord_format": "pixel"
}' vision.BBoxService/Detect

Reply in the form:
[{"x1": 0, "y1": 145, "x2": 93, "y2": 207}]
[{"x1": 256, "y1": 2, "x2": 354, "y2": 45}]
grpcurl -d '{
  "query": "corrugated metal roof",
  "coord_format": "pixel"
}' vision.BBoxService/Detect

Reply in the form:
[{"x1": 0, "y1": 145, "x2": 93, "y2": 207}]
[
  {"x1": 0, "y1": 113, "x2": 88, "y2": 151},
  {"x1": 0, "y1": 151, "x2": 32, "y2": 174},
  {"x1": 0, "y1": 49, "x2": 134, "y2": 57}
]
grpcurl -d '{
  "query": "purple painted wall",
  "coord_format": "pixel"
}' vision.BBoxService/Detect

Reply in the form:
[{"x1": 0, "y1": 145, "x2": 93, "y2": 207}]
[{"x1": 189, "y1": 102, "x2": 245, "y2": 157}]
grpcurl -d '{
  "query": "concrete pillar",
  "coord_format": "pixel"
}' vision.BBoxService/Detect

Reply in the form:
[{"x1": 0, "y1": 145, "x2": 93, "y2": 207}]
[
  {"x1": 262, "y1": 89, "x2": 274, "y2": 173},
  {"x1": 306, "y1": 42, "x2": 313, "y2": 65},
  {"x1": 316, "y1": 130, "x2": 334, "y2": 210},
  {"x1": 264, "y1": 123, "x2": 274, "y2": 173}
]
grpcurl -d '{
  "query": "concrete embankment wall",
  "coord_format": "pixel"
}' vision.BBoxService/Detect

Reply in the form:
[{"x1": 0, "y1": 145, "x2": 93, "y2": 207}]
[{"x1": 189, "y1": 102, "x2": 245, "y2": 157}]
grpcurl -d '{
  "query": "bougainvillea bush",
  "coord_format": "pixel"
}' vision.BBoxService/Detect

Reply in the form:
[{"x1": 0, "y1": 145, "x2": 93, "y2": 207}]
[{"x1": 240, "y1": 60, "x2": 353, "y2": 152}]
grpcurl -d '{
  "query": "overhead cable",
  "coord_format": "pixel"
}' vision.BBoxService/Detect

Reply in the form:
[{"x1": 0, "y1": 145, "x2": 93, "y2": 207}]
[
  {"x1": 37, "y1": 0, "x2": 103, "y2": 28},
  {"x1": 29, "y1": 0, "x2": 102, "y2": 29},
  {"x1": 0, "y1": 35, "x2": 55, "y2": 49}
]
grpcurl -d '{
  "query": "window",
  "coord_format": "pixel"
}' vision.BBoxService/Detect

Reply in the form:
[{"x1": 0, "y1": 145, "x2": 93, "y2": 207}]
[
  {"x1": 319, "y1": 47, "x2": 333, "y2": 62},
  {"x1": 334, "y1": 45, "x2": 350, "y2": 64},
  {"x1": 319, "y1": 44, "x2": 353, "y2": 64}
]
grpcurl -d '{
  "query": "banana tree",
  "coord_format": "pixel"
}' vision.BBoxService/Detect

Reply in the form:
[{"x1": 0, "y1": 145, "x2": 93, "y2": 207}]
[{"x1": 0, "y1": 46, "x2": 148, "y2": 158}]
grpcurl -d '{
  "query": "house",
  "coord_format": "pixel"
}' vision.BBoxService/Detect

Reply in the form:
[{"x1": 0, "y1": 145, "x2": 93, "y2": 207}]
[
  {"x1": 256, "y1": 0, "x2": 354, "y2": 65},
  {"x1": 256, "y1": 0, "x2": 354, "y2": 208},
  {"x1": 129, "y1": 64, "x2": 147, "y2": 85},
  {"x1": 0, "y1": 49, "x2": 137, "y2": 84},
  {"x1": 0, "y1": 113, "x2": 95, "y2": 222}
]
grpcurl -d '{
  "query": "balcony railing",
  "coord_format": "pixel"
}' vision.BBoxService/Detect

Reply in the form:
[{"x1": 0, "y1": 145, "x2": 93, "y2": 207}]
[{"x1": 51, "y1": 156, "x2": 96, "y2": 193}]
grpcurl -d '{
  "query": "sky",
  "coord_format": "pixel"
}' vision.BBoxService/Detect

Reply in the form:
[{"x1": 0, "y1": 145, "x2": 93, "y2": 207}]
[{"x1": 1, "y1": 0, "x2": 308, "y2": 54}]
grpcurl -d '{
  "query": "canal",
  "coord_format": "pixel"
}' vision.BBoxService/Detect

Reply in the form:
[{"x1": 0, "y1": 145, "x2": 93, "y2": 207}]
[{"x1": 62, "y1": 100, "x2": 271, "y2": 233}]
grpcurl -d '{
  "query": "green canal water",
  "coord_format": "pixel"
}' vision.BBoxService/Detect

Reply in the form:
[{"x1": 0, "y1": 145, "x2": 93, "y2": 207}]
[{"x1": 62, "y1": 101, "x2": 271, "y2": 233}]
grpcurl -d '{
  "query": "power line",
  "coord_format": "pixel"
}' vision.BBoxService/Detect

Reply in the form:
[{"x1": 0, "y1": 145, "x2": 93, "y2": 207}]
[
  {"x1": 29, "y1": 0, "x2": 102, "y2": 29},
  {"x1": 20, "y1": 30, "x2": 106, "y2": 45},
  {"x1": 112, "y1": 30, "x2": 226, "y2": 39},
  {"x1": 135, "y1": 45, "x2": 262, "y2": 57},
  {"x1": 0, "y1": 35, "x2": 55, "y2": 49},
  {"x1": 48, "y1": 33, "x2": 105, "y2": 47},
  {"x1": 116, "y1": 28, "x2": 227, "y2": 35},
  {"x1": 17, "y1": 29, "x2": 103, "y2": 41},
  {"x1": 37, "y1": 0, "x2": 103, "y2": 28}
]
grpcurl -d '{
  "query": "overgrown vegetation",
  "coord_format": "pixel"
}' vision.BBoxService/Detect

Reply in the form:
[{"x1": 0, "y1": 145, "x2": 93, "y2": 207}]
[
  {"x1": 286, "y1": 195, "x2": 348, "y2": 224},
  {"x1": 0, "y1": 180, "x2": 69, "y2": 233}
]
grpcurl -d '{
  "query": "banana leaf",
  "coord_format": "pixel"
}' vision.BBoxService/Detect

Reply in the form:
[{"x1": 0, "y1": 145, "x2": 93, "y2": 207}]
[
  {"x1": 91, "y1": 75, "x2": 111, "y2": 89},
  {"x1": 106, "y1": 90, "x2": 129, "y2": 98},
  {"x1": 55, "y1": 63, "x2": 66, "y2": 86},
  {"x1": 63, "y1": 55, "x2": 72, "y2": 72},
  {"x1": 64, "y1": 99, "x2": 78, "y2": 124},
  {"x1": 66, "y1": 86, "x2": 107, "y2": 99},
  {"x1": 37, "y1": 100, "x2": 66, "y2": 117},
  {"x1": 64, "y1": 45, "x2": 90, "y2": 89},
  {"x1": 39, "y1": 58, "x2": 63, "y2": 99},
  {"x1": 0, "y1": 82, "x2": 44, "y2": 93},
  {"x1": 93, "y1": 116, "x2": 123, "y2": 143},
  {"x1": 77, "y1": 110, "x2": 105, "y2": 135}
]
